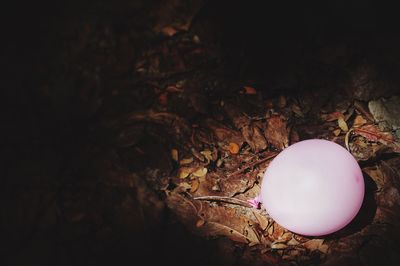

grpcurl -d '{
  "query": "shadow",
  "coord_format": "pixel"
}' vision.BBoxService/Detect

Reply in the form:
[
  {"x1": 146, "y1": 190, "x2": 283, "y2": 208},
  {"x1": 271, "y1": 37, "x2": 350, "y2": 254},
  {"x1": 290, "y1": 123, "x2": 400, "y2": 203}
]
[{"x1": 325, "y1": 171, "x2": 378, "y2": 240}]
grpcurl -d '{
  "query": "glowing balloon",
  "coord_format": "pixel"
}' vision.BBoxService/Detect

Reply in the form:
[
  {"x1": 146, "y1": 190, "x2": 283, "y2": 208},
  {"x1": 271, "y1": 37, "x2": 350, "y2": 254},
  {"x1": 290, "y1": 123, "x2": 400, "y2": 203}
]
[{"x1": 260, "y1": 139, "x2": 364, "y2": 236}]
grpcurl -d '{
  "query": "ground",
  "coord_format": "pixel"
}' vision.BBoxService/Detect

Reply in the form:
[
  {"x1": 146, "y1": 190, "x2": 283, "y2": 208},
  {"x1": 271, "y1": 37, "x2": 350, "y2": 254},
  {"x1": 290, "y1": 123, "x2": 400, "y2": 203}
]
[{"x1": 3, "y1": 1, "x2": 400, "y2": 265}]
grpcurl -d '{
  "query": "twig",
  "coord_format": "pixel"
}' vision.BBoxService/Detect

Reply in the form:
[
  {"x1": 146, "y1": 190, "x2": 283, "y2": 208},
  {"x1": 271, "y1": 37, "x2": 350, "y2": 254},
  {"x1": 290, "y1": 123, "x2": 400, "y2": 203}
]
[
  {"x1": 193, "y1": 196, "x2": 253, "y2": 208},
  {"x1": 228, "y1": 152, "x2": 278, "y2": 177}
]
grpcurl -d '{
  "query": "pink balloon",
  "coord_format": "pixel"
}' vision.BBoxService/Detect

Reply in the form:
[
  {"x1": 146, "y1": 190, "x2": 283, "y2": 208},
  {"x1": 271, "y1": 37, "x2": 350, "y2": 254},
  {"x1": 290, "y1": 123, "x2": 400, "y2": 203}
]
[{"x1": 260, "y1": 139, "x2": 364, "y2": 236}]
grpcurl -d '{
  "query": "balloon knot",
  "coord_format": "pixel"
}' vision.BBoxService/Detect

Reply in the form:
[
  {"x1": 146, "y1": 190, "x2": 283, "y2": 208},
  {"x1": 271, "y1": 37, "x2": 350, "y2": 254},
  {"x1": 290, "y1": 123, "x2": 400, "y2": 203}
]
[{"x1": 247, "y1": 196, "x2": 261, "y2": 209}]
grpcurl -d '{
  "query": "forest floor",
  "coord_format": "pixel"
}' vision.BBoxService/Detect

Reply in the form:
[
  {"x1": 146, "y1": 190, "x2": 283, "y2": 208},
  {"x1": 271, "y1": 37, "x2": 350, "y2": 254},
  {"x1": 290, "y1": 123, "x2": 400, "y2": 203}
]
[{"x1": 3, "y1": 1, "x2": 400, "y2": 265}]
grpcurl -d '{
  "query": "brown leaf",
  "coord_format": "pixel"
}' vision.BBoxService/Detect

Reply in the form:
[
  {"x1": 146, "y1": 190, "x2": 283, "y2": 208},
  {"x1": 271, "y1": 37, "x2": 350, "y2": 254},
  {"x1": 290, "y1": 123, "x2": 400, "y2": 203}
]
[
  {"x1": 252, "y1": 210, "x2": 269, "y2": 231},
  {"x1": 192, "y1": 167, "x2": 208, "y2": 177},
  {"x1": 271, "y1": 242, "x2": 288, "y2": 249},
  {"x1": 204, "y1": 119, "x2": 244, "y2": 146},
  {"x1": 190, "y1": 179, "x2": 200, "y2": 193},
  {"x1": 180, "y1": 157, "x2": 194, "y2": 165},
  {"x1": 333, "y1": 129, "x2": 341, "y2": 136},
  {"x1": 196, "y1": 219, "x2": 205, "y2": 227},
  {"x1": 166, "y1": 192, "x2": 259, "y2": 244},
  {"x1": 242, "y1": 124, "x2": 268, "y2": 152},
  {"x1": 353, "y1": 115, "x2": 367, "y2": 127},
  {"x1": 178, "y1": 168, "x2": 192, "y2": 179},
  {"x1": 354, "y1": 124, "x2": 400, "y2": 152},
  {"x1": 265, "y1": 115, "x2": 290, "y2": 150},
  {"x1": 303, "y1": 239, "x2": 325, "y2": 251}
]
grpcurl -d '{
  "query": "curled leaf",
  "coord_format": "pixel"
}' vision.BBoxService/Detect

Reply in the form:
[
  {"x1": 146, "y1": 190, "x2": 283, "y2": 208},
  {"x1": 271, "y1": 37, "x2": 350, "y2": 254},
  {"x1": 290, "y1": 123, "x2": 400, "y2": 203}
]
[
  {"x1": 180, "y1": 157, "x2": 194, "y2": 165},
  {"x1": 192, "y1": 167, "x2": 208, "y2": 177},
  {"x1": 190, "y1": 179, "x2": 200, "y2": 193},
  {"x1": 178, "y1": 168, "x2": 191, "y2": 179}
]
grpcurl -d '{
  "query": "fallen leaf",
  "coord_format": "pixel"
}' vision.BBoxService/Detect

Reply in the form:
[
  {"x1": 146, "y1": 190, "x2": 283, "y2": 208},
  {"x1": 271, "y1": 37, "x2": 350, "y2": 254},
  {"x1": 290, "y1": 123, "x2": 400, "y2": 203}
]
[
  {"x1": 229, "y1": 143, "x2": 240, "y2": 154},
  {"x1": 287, "y1": 238, "x2": 300, "y2": 246},
  {"x1": 178, "y1": 168, "x2": 191, "y2": 179},
  {"x1": 192, "y1": 167, "x2": 208, "y2": 177},
  {"x1": 178, "y1": 182, "x2": 192, "y2": 191},
  {"x1": 242, "y1": 124, "x2": 268, "y2": 152},
  {"x1": 171, "y1": 149, "x2": 179, "y2": 162},
  {"x1": 303, "y1": 239, "x2": 325, "y2": 251},
  {"x1": 242, "y1": 86, "x2": 257, "y2": 95},
  {"x1": 280, "y1": 232, "x2": 293, "y2": 241},
  {"x1": 333, "y1": 129, "x2": 341, "y2": 136},
  {"x1": 319, "y1": 244, "x2": 329, "y2": 254},
  {"x1": 180, "y1": 157, "x2": 194, "y2": 165},
  {"x1": 338, "y1": 117, "x2": 349, "y2": 132},
  {"x1": 354, "y1": 124, "x2": 400, "y2": 152},
  {"x1": 265, "y1": 115, "x2": 290, "y2": 150},
  {"x1": 252, "y1": 210, "x2": 269, "y2": 231},
  {"x1": 267, "y1": 223, "x2": 274, "y2": 235},
  {"x1": 196, "y1": 219, "x2": 205, "y2": 227},
  {"x1": 271, "y1": 242, "x2": 288, "y2": 249},
  {"x1": 353, "y1": 115, "x2": 367, "y2": 127},
  {"x1": 190, "y1": 179, "x2": 200, "y2": 193}
]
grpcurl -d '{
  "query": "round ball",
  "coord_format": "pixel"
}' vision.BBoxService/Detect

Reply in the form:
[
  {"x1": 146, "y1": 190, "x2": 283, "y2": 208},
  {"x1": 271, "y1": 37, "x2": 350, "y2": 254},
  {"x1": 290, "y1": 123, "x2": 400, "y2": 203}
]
[{"x1": 260, "y1": 139, "x2": 364, "y2": 236}]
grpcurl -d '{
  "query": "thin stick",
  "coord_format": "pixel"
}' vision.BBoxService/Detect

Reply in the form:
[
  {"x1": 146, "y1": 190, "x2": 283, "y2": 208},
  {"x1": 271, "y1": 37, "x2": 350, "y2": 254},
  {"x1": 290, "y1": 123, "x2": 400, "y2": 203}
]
[
  {"x1": 193, "y1": 196, "x2": 253, "y2": 208},
  {"x1": 228, "y1": 152, "x2": 278, "y2": 177}
]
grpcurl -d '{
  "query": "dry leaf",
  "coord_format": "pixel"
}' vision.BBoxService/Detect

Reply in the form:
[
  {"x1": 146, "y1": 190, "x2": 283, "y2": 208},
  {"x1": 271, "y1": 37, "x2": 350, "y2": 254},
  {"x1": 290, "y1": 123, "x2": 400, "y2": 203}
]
[
  {"x1": 353, "y1": 115, "x2": 367, "y2": 127},
  {"x1": 287, "y1": 238, "x2": 300, "y2": 246},
  {"x1": 171, "y1": 148, "x2": 179, "y2": 162},
  {"x1": 242, "y1": 124, "x2": 268, "y2": 152},
  {"x1": 354, "y1": 124, "x2": 400, "y2": 152},
  {"x1": 178, "y1": 168, "x2": 191, "y2": 179},
  {"x1": 319, "y1": 244, "x2": 329, "y2": 254},
  {"x1": 229, "y1": 143, "x2": 240, "y2": 154},
  {"x1": 180, "y1": 157, "x2": 194, "y2": 165},
  {"x1": 267, "y1": 223, "x2": 274, "y2": 235},
  {"x1": 265, "y1": 115, "x2": 290, "y2": 150},
  {"x1": 280, "y1": 232, "x2": 293, "y2": 241},
  {"x1": 271, "y1": 242, "x2": 288, "y2": 249},
  {"x1": 333, "y1": 129, "x2": 341, "y2": 136},
  {"x1": 303, "y1": 239, "x2": 325, "y2": 251},
  {"x1": 252, "y1": 210, "x2": 269, "y2": 231},
  {"x1": 178, "y1": 182, "x2": 192, "y2": 190},
  {"x1": 242, "y1": 86, "x2": 257, "y2": 95},
  {"x1": 338, "y1": 117, "x2": 349, "y2": 132},
  {"x1": 196, "y1": 219, "x2": 205, "y2": 227},
  {"x1": 190, "y1": 179, "x2": 200, "y2": 193},
  {"x1": 192, "y1": 167, "x2": 208, "y2": 177}
]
